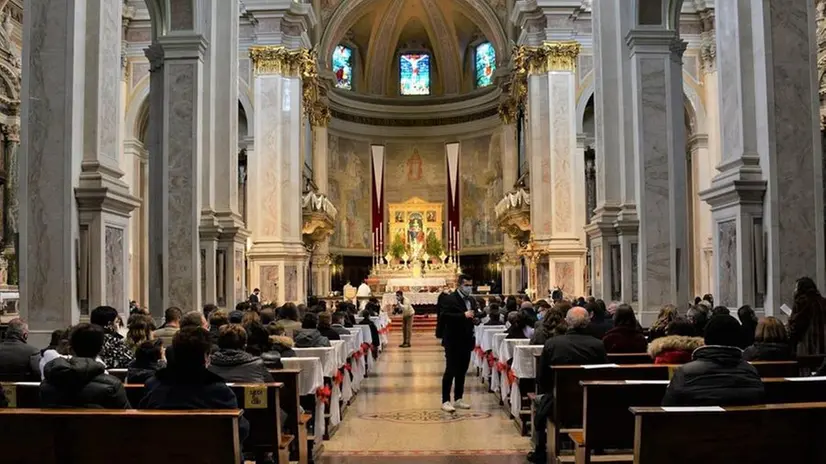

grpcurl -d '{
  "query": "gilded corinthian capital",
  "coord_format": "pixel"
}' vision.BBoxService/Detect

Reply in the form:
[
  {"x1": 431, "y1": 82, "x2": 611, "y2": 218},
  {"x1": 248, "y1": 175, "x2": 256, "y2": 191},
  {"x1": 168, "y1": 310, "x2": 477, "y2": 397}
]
[
  {"x1": 515, "y1": 41, "x2": 581, "y2": 75},
  {"x1": 249, "y1": 46, "x2": 312, "y2": 76}
]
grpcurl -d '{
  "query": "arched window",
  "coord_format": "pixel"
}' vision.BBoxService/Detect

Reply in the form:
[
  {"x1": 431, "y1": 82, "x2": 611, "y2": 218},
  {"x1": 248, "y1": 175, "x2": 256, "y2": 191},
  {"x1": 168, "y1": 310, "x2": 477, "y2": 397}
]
[
  {"x1": 399, "y1": 53, "x2": 431, "y2": 96},
  {"x1": 332, "y1": 45, "x2": 353, "y2": 90},
  {"x1": 475, "y1": 42, "x2": 496, "y2": 88}
]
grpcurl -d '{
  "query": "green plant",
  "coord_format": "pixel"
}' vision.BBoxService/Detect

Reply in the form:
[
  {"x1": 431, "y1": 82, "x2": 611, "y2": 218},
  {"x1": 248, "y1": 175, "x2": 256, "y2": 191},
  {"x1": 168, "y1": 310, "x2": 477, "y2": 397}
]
[
  {"x1": 425, "y1": 230, "x2": 443, "y2": 257},
  {"x1": 389, "y1": 235, "x2": 407, "y2": 259}
]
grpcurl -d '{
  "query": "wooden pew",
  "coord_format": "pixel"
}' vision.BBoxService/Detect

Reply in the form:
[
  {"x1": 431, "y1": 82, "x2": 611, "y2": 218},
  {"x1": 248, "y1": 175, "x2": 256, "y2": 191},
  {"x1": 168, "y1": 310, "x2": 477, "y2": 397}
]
[
  {"x1": 0, "y1": 409, "x2": 244, "y2": 464},
  {"x1": 606, "y1": 353, "x2": 652, "y2": 365},
  {"x1": 573, "y1": 377, "x2": 826, "y2": 464},
  {"x1": 631, "y1": 403, "x2": 826, "y2": 464},
  {"x1": 2, "y1": 382, "x2": 292, "y2": 464},
  {"x1": 270, "y1": 368, "x2": 310, "y2": 464}
]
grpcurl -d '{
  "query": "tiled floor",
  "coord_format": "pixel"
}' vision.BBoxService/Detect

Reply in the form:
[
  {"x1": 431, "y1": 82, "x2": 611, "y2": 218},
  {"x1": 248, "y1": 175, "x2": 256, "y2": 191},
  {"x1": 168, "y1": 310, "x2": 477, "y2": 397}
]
[{"x1": 319, "y1": 331, "x2": 531, "y2": 463}]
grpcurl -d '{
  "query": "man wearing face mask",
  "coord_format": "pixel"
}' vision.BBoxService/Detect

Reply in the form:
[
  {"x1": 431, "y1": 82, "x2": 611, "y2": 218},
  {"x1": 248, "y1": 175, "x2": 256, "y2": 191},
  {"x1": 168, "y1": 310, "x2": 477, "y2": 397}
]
[{"x1": 438, "y1": 274, "x2": 479, "y2": 413}]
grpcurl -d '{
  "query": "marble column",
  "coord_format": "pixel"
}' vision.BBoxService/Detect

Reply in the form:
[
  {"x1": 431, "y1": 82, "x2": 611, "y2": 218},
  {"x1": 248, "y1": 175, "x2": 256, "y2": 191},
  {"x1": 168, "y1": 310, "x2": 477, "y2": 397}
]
[
  {"x1": 626, "y1": 29, "x2": 690, "y2": 324},
  {"x1": 311, "y1": 124, "x2": 332, "y2": 297},
  {"x1": 688, "y1": 134, "x2": 714, "y2": 297},
  {"x1": 247, "y1": 46, "x2": 309, "y2": 305},
  {"x1": 199, "y1": 0, "x2": 219, "y2": 308},
  {"x1": 523, "y1": 42, "x2": 587, "y2": 298},
  {"x1": 2, "y1": 122, "x2": 18, "y2": 284},
  {"x1": 701, "y1": 0, "x2": 824, "y2": 312},
  {"x1": 585, "y1": 0, "x2": 630, "y2": 301},
  {"x1": 213, "y1": 0, "x2": 247, "y2": 309},
  {"x1": 145, "y1": 34, "x2": 206, "y2": 316},
  {"x1": 500, "y1": 121, "x2": 522, "y2": 295}
]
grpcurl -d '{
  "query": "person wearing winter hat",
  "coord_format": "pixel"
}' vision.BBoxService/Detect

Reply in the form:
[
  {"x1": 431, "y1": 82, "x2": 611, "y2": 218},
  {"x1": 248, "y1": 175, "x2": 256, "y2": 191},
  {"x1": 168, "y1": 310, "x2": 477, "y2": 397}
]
[{"x1": 662, "y1": 314, "x2": 764, "y2": 406}]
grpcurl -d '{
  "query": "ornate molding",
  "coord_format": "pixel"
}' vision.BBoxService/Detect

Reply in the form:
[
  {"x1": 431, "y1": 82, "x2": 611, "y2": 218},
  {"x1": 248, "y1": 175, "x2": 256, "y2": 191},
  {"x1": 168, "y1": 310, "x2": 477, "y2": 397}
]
[
  {"x1": 699, "y1": 9, "x2": 716, "y2": 73},
  {"x1": 248, "y1": 46, "x2": 311, "y2": 76},
  {"x1": 301, "y1": 51, "x2": 332, "y2": 127},
  {"x1": 515, "y1": 41, "x2": 581, "y2": 75},
  {"x1": 331, "y1": 106, "x2": 499, "y2": 127},
  {"x1": 302, "y1": 191, "x2": 338, "y2": 250},
  {"x1": 817, "y1": 0, "x2": 826, "y2": 128},
  {"x1": 2, "y1": 122, "x2": 19, "y2": 143},
  {"x1": 495, "y1": 188, "x2": 531, "y2": 244}
]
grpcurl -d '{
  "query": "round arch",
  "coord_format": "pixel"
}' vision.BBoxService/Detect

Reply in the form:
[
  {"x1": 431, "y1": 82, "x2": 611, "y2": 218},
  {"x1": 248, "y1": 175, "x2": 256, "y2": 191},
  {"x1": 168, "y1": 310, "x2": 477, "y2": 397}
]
[
  {"x1": 124, "y1": 76, "x2": 151, "y2": 143},
  {"x1": 318, "y1": 0, "x2": 509, "y2": 71},
  {"x1": 633, "y1": 0, "x2": 685, "y2": 29},
  {"x1": 238, "y1": 82, "x2": 254, "y2": 139}
]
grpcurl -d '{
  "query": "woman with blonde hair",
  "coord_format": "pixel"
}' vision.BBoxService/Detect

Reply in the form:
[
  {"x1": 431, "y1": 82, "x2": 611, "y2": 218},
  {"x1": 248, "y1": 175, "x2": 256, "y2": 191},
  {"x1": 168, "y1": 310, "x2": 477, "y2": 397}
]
[
  {"x1": 125, "y1": 314, "x2": 155, "y2": 354},
  {"x1": 648, "y1": 304, "x2": 679, "y2": 342}
]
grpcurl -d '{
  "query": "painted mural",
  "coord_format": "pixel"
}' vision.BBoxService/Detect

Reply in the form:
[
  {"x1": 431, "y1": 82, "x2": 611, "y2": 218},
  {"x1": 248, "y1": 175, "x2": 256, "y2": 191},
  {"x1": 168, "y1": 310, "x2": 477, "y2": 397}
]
[
  {"x1": 460, "y1": 133, "x2": 503, "y2": 250},
  {"x1": 384, "y1": 142, "x2": 447, "y2": 205},
  {"x1": 329, "y1": 134, "x2": 372, "y2": 250}
]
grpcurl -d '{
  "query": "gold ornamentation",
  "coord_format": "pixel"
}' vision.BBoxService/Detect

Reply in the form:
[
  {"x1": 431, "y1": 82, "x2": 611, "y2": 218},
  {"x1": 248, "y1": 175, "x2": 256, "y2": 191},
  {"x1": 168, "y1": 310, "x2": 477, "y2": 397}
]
[
  {"x1": 515, "y1": 41, "x2": 581, "y2": 75},
  {"x1": 248, "y1": 46, "x2": 310, "y2": 76}
]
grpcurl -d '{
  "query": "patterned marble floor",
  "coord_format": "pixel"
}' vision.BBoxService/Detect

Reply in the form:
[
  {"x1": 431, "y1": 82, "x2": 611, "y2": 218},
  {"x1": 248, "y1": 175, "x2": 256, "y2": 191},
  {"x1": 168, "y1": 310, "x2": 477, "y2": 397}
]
[{"x1": 318, "y1": 330, "x2": 531, "y2": 463}]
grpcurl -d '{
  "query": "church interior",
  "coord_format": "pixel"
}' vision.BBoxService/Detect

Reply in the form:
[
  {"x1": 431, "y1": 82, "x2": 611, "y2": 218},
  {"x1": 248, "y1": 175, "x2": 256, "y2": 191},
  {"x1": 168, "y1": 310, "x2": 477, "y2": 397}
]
[{"x1": 1, "y1": 0, "x2": 826, "y2": 462}]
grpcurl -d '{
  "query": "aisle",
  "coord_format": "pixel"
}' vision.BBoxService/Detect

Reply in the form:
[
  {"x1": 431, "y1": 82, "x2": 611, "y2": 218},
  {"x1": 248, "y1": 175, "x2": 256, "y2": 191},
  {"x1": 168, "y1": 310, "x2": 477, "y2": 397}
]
[{"x1": 320, "y1": 330, "x2": 530, "y2": 463}]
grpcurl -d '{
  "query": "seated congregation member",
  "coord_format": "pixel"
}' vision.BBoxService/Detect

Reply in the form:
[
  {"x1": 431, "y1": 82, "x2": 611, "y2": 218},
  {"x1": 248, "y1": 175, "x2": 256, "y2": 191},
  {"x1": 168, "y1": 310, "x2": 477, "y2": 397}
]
[
  {"x1": 505, "y1": 312, "x2": 533, "y2": 339},
  {"x1": 209, "y1": 309, "x2": 230, "y2": 344},
  {"x1": 229, "y1": 310, "x2": 244, "y2": 324},
  {"x1": 602, "y1": 304, "x2": 647, "y2": 353},
  {"x1": 209, "y1": 324, "x2": 274, "y2": 383},
  {"x1": 263, "y1": 323, "x2": 296, "y2": 367},
  {"x1": 711, "y1": 305, "x2": 731, "y2": 317},
  {"x1": 126, "y1": 314, "x2": 155, "y2": 353},
  {"x1": 743, "y1": 317, "x2": 793, "y2": 361},
  {"x1": 127, "y1": 339, "x2": 166, "y2": 384},
  {"x1": 244, "y1": 321, "x2": 271, "y2": 356},
  {"x1": 140, "y1": 327, "x2": 249, "y2": 442},
  {"x1": 648, "y1": 304, "x2": 679, "y2": 343},
  {"x1": 648, "y1": 317, "x2": 704, "y2": 364},
  {"x1": 317, "y1": 312, "x2": 342, "y2": 341},
  {"x1": 39, "y1": 328, "x2": 70, "y2": 379},
  {"x1": 662, "y1": 314, "x2": 764, "y2": 407},
  {"x1": 260, "y1": 307, "x2": 276, "y2": 326},
  {"x1": 520, "y1": 301, "x2": 538, "y2": 328},
  {"x1": 91, "y1": 306, "x2": 133, "y2": 369},
  {"x1": 530, "y1": 304, "x2": 568, "y2": 346},
  {"x1": 41, "y1": 323, "x2": 130, "y2": 409},
  {"x1": 331, "y1": 312, "x2": 351, "y2": 336},
  {"x1": 530, "y1": 307, "x2": 608, "y2": 463},
  {"x1": 153, "y1": 306, "x2": 182, "y2": 348},
  {"x1": 585, "y1": 300, "x2": 613, "y2": 339},
  {"x1": 344, "y1": 303, "x2": 358, "y2": 327},
  {"x1": 737, "y1": 305, "x2": 759, "y2": 349},
  {"x1": 687, "y1": 305, "x2": 710, "y2": 336},
  {"x1": 203, "y1": 303, "x2": 218, "y2": 320},
  {"x1": 0, "y1": 318, "x2": 41, "y2": 380},
  {"x1": 166, "y1": 311, "x2": 216, "y2": 362},
  {"x1": 294, "y1": 313, "x2": 331, "y2": 348},
  {"x1": 484, "y1": 304, "x2": 505, "y2": 326},
  {"x1": 359, "y1": 307, "x2": 381, "y2": 353},
  {"x1": 277, "y1": 303, "x2": 303, "y2": 338}
]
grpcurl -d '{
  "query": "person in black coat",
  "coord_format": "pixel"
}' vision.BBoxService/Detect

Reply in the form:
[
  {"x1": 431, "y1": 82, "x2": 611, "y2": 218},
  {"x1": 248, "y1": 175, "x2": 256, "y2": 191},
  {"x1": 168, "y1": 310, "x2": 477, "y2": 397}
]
[
  {"x1": 208, "y1": 324, "x2": 274, "y2": 383},
  {"x1": 40, "y1": 323, "x2": 130, "y2": 409},
  {"x1": 0, "y1": 318, "x2": 41, "y2": 381},
  {"x1": 585, "y1": 300, "x2": 613, "y2": 339},
  {"x1": 358, "y1": 308, "x2": 380, "y2": 355},
  {"x1": 140, "y1": 327, "x2": 249, "y2": 443},
  {"x1": 662, "y1": 314, "x2": 764, "y2": 407},
  {"x1": 743, "y1": 316, "x2": 793, "y2": 362},
  {"x1": 126, "y1": 339, "x2": 166, "y2": 384},
  {"x1": 438, "y1": 275, "x2": 480, "y2": 413},
  {"x1": 317, "y1": 312, "x2": 342, "y2": 341},
  {"x1": 530, "y1": 307, "x2": 607, "y2": 464}
]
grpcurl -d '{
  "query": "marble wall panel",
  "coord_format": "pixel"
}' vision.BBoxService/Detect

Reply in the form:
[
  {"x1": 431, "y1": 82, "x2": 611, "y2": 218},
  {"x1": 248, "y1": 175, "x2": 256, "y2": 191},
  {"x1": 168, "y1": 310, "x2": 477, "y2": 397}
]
[
  {"x1": 131, "y1": 62, "x2": 150, "y2": 88},
  {"x1": 169, "y1": 0, "x2": 194, "y2": 31},
  {"x1": 593, "y1": 244, "x2": 603, "y2": 294},
  {"x1": 718, "y1": 220, "x2": 737, "y2": 307},
  {"x1": 166, "y1": 63, "x2": 197, "y2": 311},
  {"x1": 260, "y1": 265, "x2": 278, "y2": 303},
  {"x1": 550, "y1": 74, "x2": 572, "y2": 234},
  {"x1": 257, "y1": 76, "x2": 283, "y2": 237},
  {"x1": 631, "y1": 243, "x2": 639, "y2": 302},
  {"x1": 328, "y1": 134, "x2": 371, "y2": 250},
  {"x1": 527, "y1": 74, "x2": 552, "y2": 236},
  {"x1": 578, "y1": 54, "x2": 594, "y2": 83},
  {"x1": 537, "y1": 260, "x2": 549, "y2": 296},
  {"x1": 105, "y1": 226, "x2": 124, "y2": 308},
  {"x1": 235, "y1": 250, "x2": 244, "y2": 303},
  {"x1": 460, "y1": 133, "x2": 503, "y2": 250},
  {"x1": 99, "y1": 0, "x2": 120, "y2": 161},
  {"x1": 200, "y1": 248, "x2": 206, "y2": 303},
  {"x1": 554, "y1": 261, "x2": 575, "y2": 296},
  {"x1": 639, "y1": 58, "x2": 671, "y2": 308},
  {"x1": 716, "y1": 0, "x2": 743, "y2": 166},
  {"x1": 285, "y1": 264, "x2": 298, "y2": 302}
]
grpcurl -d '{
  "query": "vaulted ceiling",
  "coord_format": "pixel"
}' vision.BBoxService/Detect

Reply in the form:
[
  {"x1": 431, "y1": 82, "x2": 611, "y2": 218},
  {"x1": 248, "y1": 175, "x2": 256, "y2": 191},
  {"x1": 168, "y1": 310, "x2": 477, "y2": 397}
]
[{"x1": 321, "y1": 0, "x2": 507, "y2": 97}]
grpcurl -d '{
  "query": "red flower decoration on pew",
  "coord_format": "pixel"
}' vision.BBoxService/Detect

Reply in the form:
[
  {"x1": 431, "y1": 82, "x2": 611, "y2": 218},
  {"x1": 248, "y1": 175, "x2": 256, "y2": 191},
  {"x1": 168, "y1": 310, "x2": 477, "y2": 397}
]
[
  {"x1": 507, "y1": 369, "x2": 517, "y2": 386},
  {"x1": 474, "y1": 345, "x2": 484, "y2": 356},
  {"x1": 486, "y1": 352, "x2": 496, "y2": 368},
  {"x1": 352, "y1": 350, "x2": 363, "y2": 360},
  {"x1": 316, "y1": 385, "x2": 332, "y2": 404},
  {"x1": 344, "y1": 362, "x2": 352, "y2": 372},
  {"x1": 496, "y1": 361, "x2": 508, "y2": 373},
  {"x1": 334, "y1": 370, "x2": 344, "y2": 385}
]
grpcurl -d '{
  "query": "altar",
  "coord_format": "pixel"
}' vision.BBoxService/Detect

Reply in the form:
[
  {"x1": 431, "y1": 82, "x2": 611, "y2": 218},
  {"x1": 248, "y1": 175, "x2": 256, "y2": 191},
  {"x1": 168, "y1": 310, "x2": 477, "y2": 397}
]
[{"x1": 385, "y1": 277, "x2": 446, "y2": 292}]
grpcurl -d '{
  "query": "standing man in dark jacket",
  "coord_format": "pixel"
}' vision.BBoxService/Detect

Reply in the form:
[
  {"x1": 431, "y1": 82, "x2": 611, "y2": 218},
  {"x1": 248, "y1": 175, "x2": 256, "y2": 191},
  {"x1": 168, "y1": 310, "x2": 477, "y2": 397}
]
[
  {"x1": 139, "y1": 326, "x2": 249, "y2": 443},
  {"x1": 662, "y1": 314, "x2": 764, "y2": 406},
  {"x1": 40, "y1": 323, "x2": 131, "y2": 409},
  {"x1": 0, "y1": 318, "x2": 40, "y2": 380},
  {"x1": 530, "y1": 307, "x2": 607, "y2": 463},
  {"x1": 439, "y1": 274, "x2": 479, "y2": 413}
]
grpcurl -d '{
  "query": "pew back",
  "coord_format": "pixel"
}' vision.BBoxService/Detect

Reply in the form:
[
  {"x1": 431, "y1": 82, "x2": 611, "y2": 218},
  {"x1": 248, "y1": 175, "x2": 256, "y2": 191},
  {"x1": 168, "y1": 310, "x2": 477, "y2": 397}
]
[
  {"x1": 0, "y1": 409, "x2": 242, "y2": 464},
  {"x1": 631, "y1": 403, "x2": 826, "y2": 464},
  {"x1": 606, "y1": 353, "x2": 652, "y2": 365}
]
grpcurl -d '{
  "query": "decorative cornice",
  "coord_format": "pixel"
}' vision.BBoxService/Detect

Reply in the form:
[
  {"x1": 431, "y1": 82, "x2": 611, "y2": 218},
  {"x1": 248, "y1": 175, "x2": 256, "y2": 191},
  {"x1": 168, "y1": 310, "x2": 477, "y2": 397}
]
[
  {"x1": 248, "y1": 45, "x2": 311, "y2": 76},
  {"x1": 330, "y1": 106, "x2": 499, "y2": 127},
  {"x1": 515, "y1": 41, "x2": 581, "y2": 75}
]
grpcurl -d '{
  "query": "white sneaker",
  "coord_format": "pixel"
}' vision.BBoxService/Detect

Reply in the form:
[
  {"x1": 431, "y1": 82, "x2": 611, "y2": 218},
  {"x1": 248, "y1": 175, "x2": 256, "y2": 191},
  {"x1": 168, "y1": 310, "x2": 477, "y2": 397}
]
[
  {"x1": 441, "y1": 401, "x2": 456, "y2": 413},
  {"x1": 453, "y1": 399, "x2": 471, "y2": 410}
]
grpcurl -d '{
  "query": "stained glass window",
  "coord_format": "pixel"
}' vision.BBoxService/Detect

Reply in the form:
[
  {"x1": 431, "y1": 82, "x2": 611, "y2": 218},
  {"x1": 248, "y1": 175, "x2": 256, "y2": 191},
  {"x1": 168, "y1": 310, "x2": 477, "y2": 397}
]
[
  {"x1": 399, "y1": 53, "x2": 431, "y2": 96},
  {"x1": 475, "y1": 42, "x2": 496, "y2": 87},
  {"x1": 332, "y1": 45, "x2": 353, "y2": 90}
]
